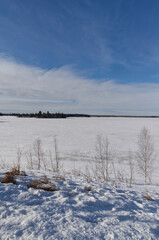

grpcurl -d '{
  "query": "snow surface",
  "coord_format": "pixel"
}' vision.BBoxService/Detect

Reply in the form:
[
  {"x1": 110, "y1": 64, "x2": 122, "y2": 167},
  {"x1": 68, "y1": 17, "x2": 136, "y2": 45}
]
[
  {"x1": 1, "y1": 116, "x2": 159, "y2": 239},
  {"x1": 0, "y1": 170, "x2": 159, "y2": 240}
]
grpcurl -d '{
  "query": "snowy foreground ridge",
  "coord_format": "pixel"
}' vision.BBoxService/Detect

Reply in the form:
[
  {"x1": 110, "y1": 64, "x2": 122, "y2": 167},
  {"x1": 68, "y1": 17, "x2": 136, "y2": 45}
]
[{"x1": 0, "y1": 170, "x2": 159, "y2": 240}]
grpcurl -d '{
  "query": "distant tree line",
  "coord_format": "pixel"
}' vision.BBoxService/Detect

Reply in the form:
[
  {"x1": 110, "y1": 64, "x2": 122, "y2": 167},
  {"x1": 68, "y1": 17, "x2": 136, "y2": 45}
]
[
  {"x1": 17, "y1": 111, "x2": 67, "y2": 119},
  {"x1": 2, "y1": 111, "x2": 158, "y2": 118},
  {"x1": 0, "y1": 111, "x2": 90, "y2": 119}
]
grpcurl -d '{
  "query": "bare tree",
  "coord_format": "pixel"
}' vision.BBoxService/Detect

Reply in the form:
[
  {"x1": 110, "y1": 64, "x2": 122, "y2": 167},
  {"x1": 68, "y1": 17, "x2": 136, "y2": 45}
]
[
  {"x1": 95, "y1": 135, "x2": 112, "y2": 181},
  {"x1": 136, "y1": 127, "x2": 155, "y2": 184}
]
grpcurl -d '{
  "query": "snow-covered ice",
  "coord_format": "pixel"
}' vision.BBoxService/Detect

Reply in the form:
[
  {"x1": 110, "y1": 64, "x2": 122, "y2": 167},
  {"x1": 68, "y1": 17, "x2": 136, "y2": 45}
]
[{"x1": 1, "y1": 116, "x2": 159, "y2": 183}]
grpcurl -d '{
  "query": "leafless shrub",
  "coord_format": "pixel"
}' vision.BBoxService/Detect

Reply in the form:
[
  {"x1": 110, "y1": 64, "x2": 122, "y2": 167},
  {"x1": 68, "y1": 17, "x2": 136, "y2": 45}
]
[
  {"x1": 42, "y1": 156, "x2": 47, "y2": 171},
  {"x1": 72, "y1": 168, "x2": 82, "y2": 177},
  {"x1": 26, "y1": 137, "x2": 62, "y2": 172},
  {"x1": 12, "y1": 146, "x2": 23, "y2": 172},
  {"x1": 49, "y1": 150, "x2": 56, "y2": 172},
  {"x1": 16, "y1": 146, "x2": 22, "y2": 172},
  {"x1": 111, "y1": 161, "x2": 117, "y2": 183},
  {"x1": 0, "y1": 157, "x2": 10, "y2": 169},
  {"x1": 94, "y1": 135, "x2": 113, "y2": 181},
  {"x1": 116, "y1": 170, "x2": 126, "y2": 183},
  {"x1": 136, "y1": 127, "x2": 155, "y2": 184},
  {"x1": 48, "y1": 136, "x2": 62, "y2": 173},
  {"x1": 83, "y1": 164, "x2": 94, "y2": 182},
  {"x1": 33, "y1": 138, "x2": 45, "y2": 170},
  {"x1": 53, "y1": 136, "x2": 60, "y2": 173},
  {"x1": 26, "y1": 150, "x2": 34, "y2": 170},
  {"x1": 128, "y1": 150, "x2": 134, "y2": 187}
]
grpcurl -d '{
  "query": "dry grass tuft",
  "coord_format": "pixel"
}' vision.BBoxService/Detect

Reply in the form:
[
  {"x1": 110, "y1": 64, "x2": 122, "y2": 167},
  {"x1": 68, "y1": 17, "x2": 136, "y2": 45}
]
[
  {"x1": 6, "y1": 167, "x2": 27, "y2": 176},
  {"x1": 143, "y1": 195, "x2": 154, "y2": 201},
  {"x1": 28, "y1": 177, "x2": 58, "y2": 191},
  {"x1": 1, "y1": 174, "x2": 16, "y2": 184},
  {"x1": 84, "y1": 186, "x2": 92, "y2": 191},
  {"x1": 27, "y1": 179, "x2": 41, "y2": 188},
  {"x1": 43, "y1": 175, "x2": 50, "y2": 184}
]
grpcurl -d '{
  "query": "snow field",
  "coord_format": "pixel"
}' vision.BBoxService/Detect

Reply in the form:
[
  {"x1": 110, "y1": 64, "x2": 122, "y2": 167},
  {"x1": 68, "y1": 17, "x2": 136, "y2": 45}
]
[{"x1": 0, "y1": 170, "x2": 159, "y2": 240}]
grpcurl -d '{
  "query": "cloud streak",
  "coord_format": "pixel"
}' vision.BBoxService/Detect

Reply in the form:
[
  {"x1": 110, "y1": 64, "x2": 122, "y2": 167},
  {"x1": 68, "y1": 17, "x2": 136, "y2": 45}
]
[{"x1": 0, "y1": 57, "x2": 159, "y2": 115}]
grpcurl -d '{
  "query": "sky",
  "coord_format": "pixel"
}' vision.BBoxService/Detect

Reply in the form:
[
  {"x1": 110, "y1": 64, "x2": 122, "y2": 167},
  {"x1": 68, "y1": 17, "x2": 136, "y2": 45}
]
[{"x1": 0, "y1": 0, "x2": 159, "y2": 115}]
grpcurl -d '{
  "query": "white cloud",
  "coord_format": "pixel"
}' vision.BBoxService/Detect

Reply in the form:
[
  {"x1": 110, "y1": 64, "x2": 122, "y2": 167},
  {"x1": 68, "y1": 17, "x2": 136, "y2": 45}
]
[{"x1": 0, "y1": 57, "x2": 159, "y2": 115}]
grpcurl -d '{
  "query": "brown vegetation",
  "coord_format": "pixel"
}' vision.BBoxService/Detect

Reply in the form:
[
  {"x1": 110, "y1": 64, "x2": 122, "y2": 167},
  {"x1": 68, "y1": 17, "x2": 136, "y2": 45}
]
[
  {"x1": 6, "y1": 167, "x2": 27, "y2": 176},
  {"x1": 28, "y1": 176, "x2": 58, "y2": 191},
  {"x1": 84, "y1": 186, "x2": 92, "y2": 191},
  {"x1": 143, "y1": 195, "x2": 154, "y2": 201},
  {"x1": 1, "y1": 174, "x2": 16, "y2": 184}
]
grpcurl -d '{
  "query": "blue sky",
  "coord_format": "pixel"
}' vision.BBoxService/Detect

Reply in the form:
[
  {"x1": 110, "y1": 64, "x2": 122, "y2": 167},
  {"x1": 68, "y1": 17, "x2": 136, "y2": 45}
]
[{"x1": 0, "y1": 0, "x2": 159, "y2": 114}]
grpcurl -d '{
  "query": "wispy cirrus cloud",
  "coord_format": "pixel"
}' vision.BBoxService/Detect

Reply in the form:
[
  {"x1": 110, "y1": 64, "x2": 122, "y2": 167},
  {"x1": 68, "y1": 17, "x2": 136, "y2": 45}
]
[{"x1": 0, "y1": 57, "x2": 159, "y2": 115}]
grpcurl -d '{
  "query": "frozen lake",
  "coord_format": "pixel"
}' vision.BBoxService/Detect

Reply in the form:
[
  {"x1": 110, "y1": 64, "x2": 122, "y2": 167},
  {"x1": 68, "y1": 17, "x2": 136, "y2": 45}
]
[{"x1": 0, "y1": 116, "x2": 159, "y2": 183}]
